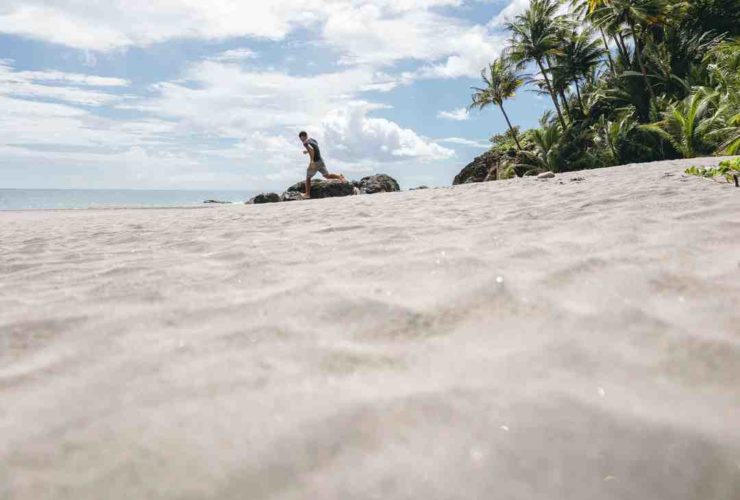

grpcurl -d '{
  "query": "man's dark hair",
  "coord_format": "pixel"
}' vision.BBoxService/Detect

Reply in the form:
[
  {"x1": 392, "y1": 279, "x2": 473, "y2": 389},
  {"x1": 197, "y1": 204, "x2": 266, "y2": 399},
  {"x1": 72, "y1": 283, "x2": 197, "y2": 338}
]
[{"x1": 298, "y1": 131, "x2": 308, "y2": 139}]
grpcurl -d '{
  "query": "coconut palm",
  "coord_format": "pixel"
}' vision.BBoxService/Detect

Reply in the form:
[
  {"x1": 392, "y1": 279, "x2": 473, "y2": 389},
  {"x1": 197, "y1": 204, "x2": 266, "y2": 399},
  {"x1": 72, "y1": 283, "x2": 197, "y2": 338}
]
[
  {"x1": 556, "y1": 28, "x2": 607, "y2": 111},
  {"x1": 470, "y1": 57, "x2": 526, "y2": 151},
  {"x1": 705, "y1": 40, "x2": 740, "y2": 154},
  {"x1": 516, "y1": 118, "x2": 564, "y2": 173},
  {"x1": 593, "y1": 0, "x2": 668, "y2": 110},
  {"x1": 570, "y1": 0, "x2": 617, "y2": 74},
  {"x1": 641, "y1": 89, "x2": 724, "y2": 158},
  {"x1": 460, "y1": 0, "x2": 740, "y2": 181},
  {"x1": 507, "y1": 0, "x2": 568, "y2": 128}
]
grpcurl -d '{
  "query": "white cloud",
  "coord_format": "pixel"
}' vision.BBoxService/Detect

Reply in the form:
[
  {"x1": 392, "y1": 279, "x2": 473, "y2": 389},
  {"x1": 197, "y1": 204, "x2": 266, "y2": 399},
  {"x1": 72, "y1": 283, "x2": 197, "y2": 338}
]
[
  {"x1": 210, "y1": 48, "x2": 257, "y2": 62},
  {"x1": 438, "y1": 107, "x2": 470, "y2": 121},
  {"x1": 489, "y1": 0, "x2": 529, "y2": 27},
  {"x1": 145, "y1": 61, "x2": 452, "y2": 164},
  {"x1": 438, "y1": 137, "x2": 489, "y2": 148},
  {"x1": 0, "y1": 60, "x2": 130, "y2": 108},
  {"x1": 0, "y1": 56, "x2": 453, "y2": 189},
  {"x1": 0, "y1": 1, "x2": 313, "y2": 50},
  {"x1": 321, "y1": 102, "x2": 454, "y2": 162},
  {"x1": 144, "y1": 61, "x2": 383, "y2": 136},
  {"x1": 0, "y1": 1, "x2": 503, "y2": 80}
]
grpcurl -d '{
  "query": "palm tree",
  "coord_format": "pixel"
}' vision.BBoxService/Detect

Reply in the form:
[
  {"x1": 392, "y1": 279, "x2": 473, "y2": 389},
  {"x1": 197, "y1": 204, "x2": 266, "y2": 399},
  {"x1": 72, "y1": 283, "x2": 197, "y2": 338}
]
[
  {"x1": 507, "y1": 0, "x2": 568, "y2": 128},
  {"x1": 641, "y1": 89, "x2": 723, "y2": 158},
  {"x1": 470, "y1": 58, "x2": 525, "y2": 150},
  {"x1": 570, "y1": 0, "x2": 617, "y2": 75},
  {"x1": 595, "y1": 113, "x2": 647, "y2": 164},
  {"x1": 556, "y1": 28, "x2": 606, "y2": 111},
  {"x1": 516, "y1": 117, "x2": 564, "y2": 173},
  {"x1": 594, "y1": 0, "x2": 668, "y2": 110},
  {"x1": 706, "y1": 41, "x2": 740, "y2": 154}
]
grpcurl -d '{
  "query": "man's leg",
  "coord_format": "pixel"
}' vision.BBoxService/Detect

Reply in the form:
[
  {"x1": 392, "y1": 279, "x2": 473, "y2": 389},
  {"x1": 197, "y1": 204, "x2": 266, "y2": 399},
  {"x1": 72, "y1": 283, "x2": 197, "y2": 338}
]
[
  {"x1": 305, "y1": 163, "x2": 319, "y2": 198},
  {"x1": 317, "y1": 161, "x2": 346, "y2": 182}
]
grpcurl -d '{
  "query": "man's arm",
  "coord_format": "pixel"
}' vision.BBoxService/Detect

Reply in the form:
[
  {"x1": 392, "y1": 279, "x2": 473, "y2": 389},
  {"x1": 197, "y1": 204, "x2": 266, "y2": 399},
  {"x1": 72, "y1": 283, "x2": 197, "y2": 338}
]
[{"x1": 305, "y1": 144, "x2": 315, "y2": 163}]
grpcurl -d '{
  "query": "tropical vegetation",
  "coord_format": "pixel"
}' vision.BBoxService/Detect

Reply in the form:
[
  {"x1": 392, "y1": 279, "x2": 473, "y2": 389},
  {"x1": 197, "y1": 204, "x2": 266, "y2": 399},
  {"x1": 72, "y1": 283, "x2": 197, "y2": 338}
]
[
  {"x1": 470, "y1": 0, "x2": 740, "y2": 179},
  {"x1": 685, "y1": 158, "x2": 740, "y2": 185}
]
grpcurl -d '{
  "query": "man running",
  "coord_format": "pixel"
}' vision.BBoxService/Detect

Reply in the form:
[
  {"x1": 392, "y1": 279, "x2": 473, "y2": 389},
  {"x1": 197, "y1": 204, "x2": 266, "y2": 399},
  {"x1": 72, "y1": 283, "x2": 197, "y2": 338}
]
[{"x1": 299, "y1": 131, "x2": 345, "y2": 198}]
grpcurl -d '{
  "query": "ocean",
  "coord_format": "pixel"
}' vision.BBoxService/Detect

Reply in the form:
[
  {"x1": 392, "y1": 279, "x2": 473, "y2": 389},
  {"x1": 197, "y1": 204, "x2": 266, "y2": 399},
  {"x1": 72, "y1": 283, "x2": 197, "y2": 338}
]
[{"x1": 0, "y1": 189, "x2": 261, "y2": 211}]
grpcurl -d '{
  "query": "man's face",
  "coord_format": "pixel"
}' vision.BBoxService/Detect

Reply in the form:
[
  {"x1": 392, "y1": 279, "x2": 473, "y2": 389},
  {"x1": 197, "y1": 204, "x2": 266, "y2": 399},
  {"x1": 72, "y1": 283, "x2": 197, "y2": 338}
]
[{"x1": 300, "y1": 135, "x2": 308, "y2": 144}]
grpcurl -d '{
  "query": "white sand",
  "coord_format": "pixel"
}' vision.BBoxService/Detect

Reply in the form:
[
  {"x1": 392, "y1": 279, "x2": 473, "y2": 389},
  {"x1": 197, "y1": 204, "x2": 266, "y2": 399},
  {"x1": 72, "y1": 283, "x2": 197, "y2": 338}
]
[{"x1": 1, "y1": 157, "x2": 739, "y2": 500}]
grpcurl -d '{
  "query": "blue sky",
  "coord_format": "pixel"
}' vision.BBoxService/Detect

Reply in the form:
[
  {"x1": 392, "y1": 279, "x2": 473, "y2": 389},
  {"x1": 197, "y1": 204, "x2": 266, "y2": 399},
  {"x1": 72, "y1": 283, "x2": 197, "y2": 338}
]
[{"x1": 0, "y1": 0, "x2": 551, "y2": 190}]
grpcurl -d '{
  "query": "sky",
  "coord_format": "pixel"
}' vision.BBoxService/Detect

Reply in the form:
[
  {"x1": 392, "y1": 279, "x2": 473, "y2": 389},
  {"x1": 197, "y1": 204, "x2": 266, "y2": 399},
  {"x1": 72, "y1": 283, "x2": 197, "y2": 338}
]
[{"x1": 0, "y1": 0, "x2": 553, "y2": 190}]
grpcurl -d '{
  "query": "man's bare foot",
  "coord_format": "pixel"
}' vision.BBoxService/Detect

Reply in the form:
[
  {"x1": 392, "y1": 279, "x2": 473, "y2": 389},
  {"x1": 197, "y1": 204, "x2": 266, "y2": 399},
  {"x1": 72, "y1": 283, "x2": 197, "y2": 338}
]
[{"x1": 302, "y1": 193, "x2": 311, "y2": 199}]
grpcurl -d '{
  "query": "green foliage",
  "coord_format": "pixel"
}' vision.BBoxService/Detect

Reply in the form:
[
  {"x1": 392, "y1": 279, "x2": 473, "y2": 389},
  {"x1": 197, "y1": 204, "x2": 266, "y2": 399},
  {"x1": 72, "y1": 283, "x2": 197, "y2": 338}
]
[
  {"x1": 681, "y1": 0, "x2": 740, "y2": 38},
  {"x1": 490, "y1": 127, "x2": 535, "y2": 152},
  {"x1": 685, "y1": 158, "x2": 740, "y2": 184},
  {"x1": 467, "y1": 0, "x2": 740, "y2": 181},
  {"x1": 471, "y1": 57, "x2": 526, "y2": 150},
  {"x1": 641, "y1": 88, "x2": 727, "y2": 158}
]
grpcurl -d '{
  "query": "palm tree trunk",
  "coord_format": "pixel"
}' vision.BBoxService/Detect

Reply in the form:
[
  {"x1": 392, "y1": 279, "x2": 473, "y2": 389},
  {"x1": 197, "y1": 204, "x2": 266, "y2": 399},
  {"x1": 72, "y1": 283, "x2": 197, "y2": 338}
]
[
  {"x1": 559, "y1": 89, "x2": 574, "y2": 122},
  {"x1": 498, "y1": 103, "x2": 523, "y2": 151},
  {"x1": 628, "y1": 19, "x2": 657, "y2": 111},
  {"x1": 599, "y1": 28, "x2": 616, "y2": 75},
  {"x1": 574, "y1": 80, "x2": 585, "y2": 111},
  {"x1": 616, "y1": 32, "x2": 630, "y2": 65},
  {"x1": 545, "y1": 58, "x2": 573, "y2": 123},
  {"x1": 536, "y1": 58, "x2": 566, "y2": 129}
]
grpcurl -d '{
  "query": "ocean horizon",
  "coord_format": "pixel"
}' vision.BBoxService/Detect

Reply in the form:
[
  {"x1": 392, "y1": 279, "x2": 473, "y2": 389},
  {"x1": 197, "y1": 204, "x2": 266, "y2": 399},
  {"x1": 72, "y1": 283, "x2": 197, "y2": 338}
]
[{"x1": 0, "y1": 188, "x2": 261, "y2": 211}]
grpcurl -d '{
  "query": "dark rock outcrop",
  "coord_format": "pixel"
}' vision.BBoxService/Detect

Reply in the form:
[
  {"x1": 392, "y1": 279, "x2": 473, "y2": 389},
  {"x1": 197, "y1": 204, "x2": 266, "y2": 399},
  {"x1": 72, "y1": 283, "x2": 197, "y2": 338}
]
[
  {"x1": 357, "y1": 174, "x2": 401, "y2": 194},
  {"x1": 411, "y1": 186, "x2": 429, "y2": 191},
  {"x1": 248, "y1": 174, "x2": 402, "y2": 205},
  {"x1": 247, "y1": 193, "x2": 281, "y2": 204},
  {"x1": 281, "y1": 191, "x2": 305, "y2": 202},
  {"x1": 204, "y1": 200, "x2": 232, "y2": 204},
  {"x1": 286, "y1": 179, "x2": 355, "y2": 199},
  {"x1": 453, "y1": 150, "x2": 518, "y2": 185}
]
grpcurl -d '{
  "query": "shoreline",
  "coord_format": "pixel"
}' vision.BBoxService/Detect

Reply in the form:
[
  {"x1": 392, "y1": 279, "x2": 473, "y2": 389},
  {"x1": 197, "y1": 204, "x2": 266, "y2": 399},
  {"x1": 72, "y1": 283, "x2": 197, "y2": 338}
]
[{"x1": 2, "y1": 156, "x2": 737, "y2": 214}]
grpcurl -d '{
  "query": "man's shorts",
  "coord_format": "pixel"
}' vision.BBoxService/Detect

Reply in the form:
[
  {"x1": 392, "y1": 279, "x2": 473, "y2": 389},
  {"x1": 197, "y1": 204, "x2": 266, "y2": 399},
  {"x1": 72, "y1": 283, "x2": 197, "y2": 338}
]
[{"x1": 307, "y1": 160, "x2": 329, "y2": 179}]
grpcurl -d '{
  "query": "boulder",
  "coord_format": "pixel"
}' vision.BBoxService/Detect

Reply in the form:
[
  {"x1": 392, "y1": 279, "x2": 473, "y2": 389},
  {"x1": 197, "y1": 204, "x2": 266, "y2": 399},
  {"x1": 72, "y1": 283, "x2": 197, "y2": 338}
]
[
  {"x1": 411, "y1": 186, "x2": 429, "y2": 191},
  {"x1": 281, "y1": 191, "x2": 305, "y2": 202},
  {"x1": 537, "y1": 171, "x2": 556, "y2": 179},
  {"x1": 453, "y1": 150, "x2": 518, "y2": 185},
  {"x1": 247, "y1": 193, "x2": 281, "y2": 204},
  {"x1": 286, "y1": 179, "x2": 355, "y2": 199},
  {"x1": 357, "y1": 174, "x2": 401, "y2": 194},
  {"x1": 203, "y1": 200, "x2": 232, "y2": 204}
]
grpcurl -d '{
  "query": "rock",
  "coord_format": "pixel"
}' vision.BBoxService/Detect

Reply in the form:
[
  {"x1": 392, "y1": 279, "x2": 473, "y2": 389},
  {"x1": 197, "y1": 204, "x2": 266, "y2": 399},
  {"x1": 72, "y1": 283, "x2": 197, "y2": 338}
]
[
  {"x1": 281, "y1": 191, "x2": 305, "y2": 202},
  {"x1": 247, "y1": 193, "x2": 281, "y2": 204},
  {"x1": 537, "y1": 171, "x2": 556, "y2": 179},
  {"x1": 453, "y1": 150, "x2": 516, "y2": 185},
  {"x1": 411, "y1": 186, "x2": 429, "y2": 191},
  {"x1": 203, "y1": 200, "x2": 231, "y2": 204},
  {"x1": 357, "y1": 174, "x2": 401, "y2": 194},
  {"x1": 286, "y1": 179, "x2": 355, "y2": 199}
]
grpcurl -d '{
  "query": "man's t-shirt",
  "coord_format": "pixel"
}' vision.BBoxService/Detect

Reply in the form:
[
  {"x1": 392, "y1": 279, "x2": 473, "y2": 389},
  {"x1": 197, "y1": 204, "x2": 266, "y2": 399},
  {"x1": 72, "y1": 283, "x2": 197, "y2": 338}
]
[{"x1": 305, "y1": 139, "x2": 323, "y2": 162}]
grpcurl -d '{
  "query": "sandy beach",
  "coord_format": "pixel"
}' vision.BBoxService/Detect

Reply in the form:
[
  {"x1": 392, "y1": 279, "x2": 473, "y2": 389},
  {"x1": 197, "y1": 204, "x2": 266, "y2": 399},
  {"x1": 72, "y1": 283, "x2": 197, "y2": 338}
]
[{"x1": 1, "y1": 157, "x2": 739, "y2": 499}]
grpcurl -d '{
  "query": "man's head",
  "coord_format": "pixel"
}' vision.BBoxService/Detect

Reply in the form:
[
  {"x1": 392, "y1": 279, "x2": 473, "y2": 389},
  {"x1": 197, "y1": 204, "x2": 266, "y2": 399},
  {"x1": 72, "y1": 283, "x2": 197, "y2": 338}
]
[{"x1": 299, "y1": 131, "x2": 308, "y2": 144}]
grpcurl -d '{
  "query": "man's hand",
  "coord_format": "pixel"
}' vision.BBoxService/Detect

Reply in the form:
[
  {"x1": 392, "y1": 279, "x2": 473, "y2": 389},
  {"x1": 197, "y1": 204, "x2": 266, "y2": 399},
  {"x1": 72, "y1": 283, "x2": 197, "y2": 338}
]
[{"x1": 303, "y1": 150, "x2": 309, "y2": 155}]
